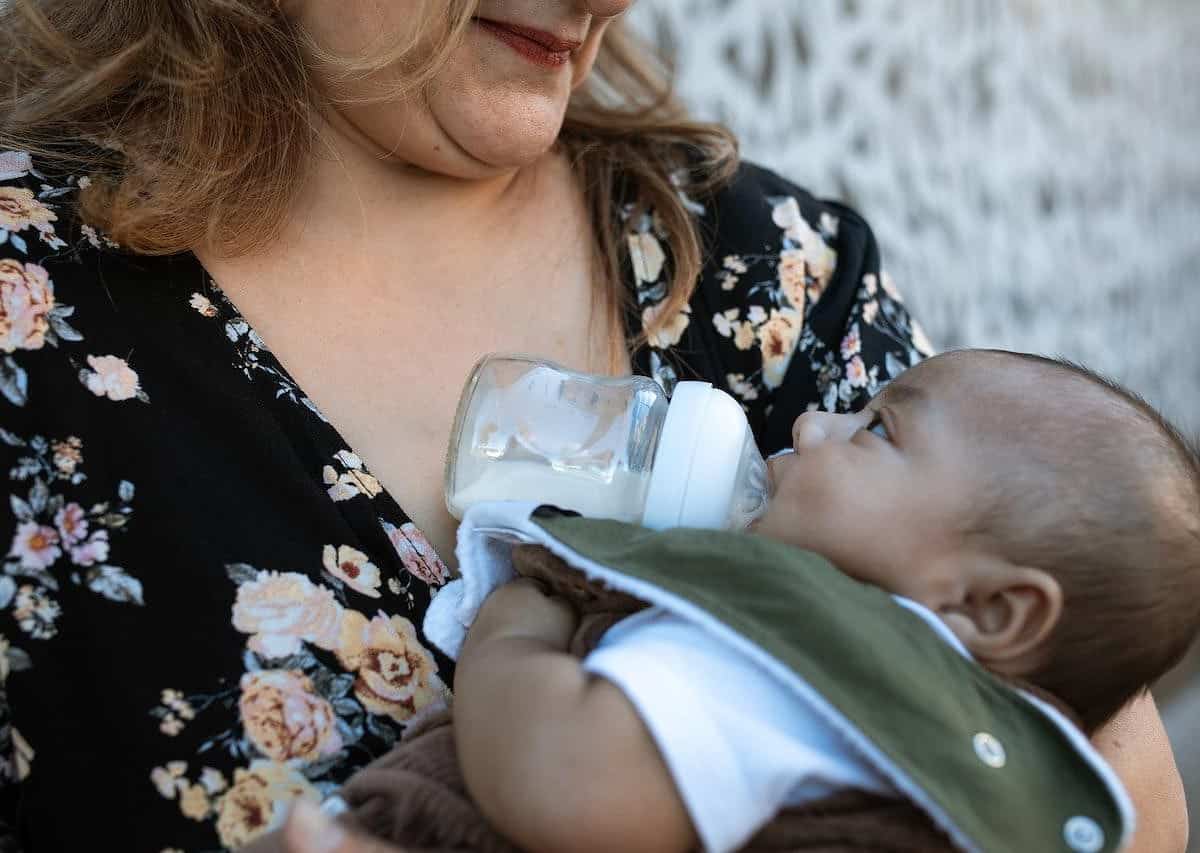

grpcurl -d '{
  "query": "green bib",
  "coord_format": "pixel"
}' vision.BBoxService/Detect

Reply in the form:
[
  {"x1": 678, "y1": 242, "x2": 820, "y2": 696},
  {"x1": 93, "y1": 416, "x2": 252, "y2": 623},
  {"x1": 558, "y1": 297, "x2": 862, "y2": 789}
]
[{"x1": 522, "y1": 510, "x2": 1131, "y2": 853}]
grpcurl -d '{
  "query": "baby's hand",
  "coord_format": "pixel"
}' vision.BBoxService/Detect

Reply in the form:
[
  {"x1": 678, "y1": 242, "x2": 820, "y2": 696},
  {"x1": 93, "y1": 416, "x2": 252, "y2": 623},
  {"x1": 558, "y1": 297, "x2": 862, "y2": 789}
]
[{"x1": 463, "y1": 578, "x2": 579, "y2": 655}]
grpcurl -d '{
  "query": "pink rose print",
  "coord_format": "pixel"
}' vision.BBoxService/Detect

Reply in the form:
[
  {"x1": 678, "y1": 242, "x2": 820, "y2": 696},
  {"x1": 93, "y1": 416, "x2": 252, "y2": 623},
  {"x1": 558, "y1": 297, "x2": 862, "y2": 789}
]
[
  {"x1": 8, "y1": 521, "x2": 61, "y2": 570},
  {"x1": 381, "y1": 520, "x2": 449, "y2": 587}
]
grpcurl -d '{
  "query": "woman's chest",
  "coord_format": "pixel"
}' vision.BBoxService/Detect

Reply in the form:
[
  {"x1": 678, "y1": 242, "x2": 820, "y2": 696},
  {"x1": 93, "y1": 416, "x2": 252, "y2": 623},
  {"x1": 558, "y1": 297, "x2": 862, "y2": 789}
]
[{"x1": 211, "y1": 241, "x2": 627, "y2": 564}]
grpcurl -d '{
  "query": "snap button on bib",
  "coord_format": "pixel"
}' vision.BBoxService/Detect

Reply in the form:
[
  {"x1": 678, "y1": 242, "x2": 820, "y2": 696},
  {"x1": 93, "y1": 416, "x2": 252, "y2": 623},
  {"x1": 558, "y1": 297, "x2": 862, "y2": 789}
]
[
  {"x1": 1063, "y1": 816, "x2": 1104, "y2": 852},
  {"x1": 972, "y1": 732, "x2": 1006, "y2": 768}
]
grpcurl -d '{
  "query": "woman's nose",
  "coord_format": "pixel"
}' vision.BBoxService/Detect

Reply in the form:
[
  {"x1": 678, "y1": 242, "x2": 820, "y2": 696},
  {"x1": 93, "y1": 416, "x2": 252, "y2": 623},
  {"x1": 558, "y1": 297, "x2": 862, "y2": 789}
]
[{"x1": 791, "y1": 411, "x2": 864, "y2": 449}]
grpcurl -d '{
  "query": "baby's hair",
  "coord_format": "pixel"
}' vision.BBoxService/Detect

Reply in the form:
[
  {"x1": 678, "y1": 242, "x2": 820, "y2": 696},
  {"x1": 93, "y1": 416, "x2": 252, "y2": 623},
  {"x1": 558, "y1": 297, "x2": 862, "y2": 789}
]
[{"x1": 971, "y1": 352, "x2": 1200, "y2": 732}]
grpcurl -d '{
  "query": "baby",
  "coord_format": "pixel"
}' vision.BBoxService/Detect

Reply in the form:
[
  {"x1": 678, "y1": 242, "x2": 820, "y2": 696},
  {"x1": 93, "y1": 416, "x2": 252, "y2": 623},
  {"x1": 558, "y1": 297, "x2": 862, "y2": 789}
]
[{"x1": 451, "y1": 349, "x2": 1200, "y2": 853}]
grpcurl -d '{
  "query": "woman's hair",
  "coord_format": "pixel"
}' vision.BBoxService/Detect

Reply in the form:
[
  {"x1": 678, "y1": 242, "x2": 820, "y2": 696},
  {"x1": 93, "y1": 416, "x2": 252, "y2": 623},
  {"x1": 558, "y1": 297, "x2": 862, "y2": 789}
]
[{"x1": 0, "y1": 0, "x2": 738, "y2": 357}]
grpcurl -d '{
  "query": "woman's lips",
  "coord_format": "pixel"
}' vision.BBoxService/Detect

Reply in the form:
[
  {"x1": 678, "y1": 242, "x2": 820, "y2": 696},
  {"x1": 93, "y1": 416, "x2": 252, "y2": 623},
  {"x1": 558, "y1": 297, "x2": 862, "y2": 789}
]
[{"x1": 474, "y1": 19, "x2": 581, "y2": 69}]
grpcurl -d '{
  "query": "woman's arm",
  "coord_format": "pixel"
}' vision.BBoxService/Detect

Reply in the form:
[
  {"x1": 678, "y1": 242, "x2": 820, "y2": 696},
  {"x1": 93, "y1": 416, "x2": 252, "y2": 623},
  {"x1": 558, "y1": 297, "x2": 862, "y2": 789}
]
[
  {"x1": 454, "y1": 580, "x2": 697, "y2": 853},
  {"x1": 1092, "y1": 692, "x2": 1188, "y2": 853}
]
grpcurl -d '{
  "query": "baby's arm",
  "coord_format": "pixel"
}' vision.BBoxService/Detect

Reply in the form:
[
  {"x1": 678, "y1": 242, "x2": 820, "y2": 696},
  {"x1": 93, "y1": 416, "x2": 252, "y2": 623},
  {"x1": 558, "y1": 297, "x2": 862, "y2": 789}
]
[{"x1": 454, "y1": 579, "x2": 698, "y2": 853}]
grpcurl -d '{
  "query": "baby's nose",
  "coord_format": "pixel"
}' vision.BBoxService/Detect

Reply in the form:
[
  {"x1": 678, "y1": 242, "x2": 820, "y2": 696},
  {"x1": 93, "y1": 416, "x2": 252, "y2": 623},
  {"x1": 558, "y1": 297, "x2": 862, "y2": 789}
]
[{"x1": 791, "y1": 411, "x2": 863, "y2": 449}]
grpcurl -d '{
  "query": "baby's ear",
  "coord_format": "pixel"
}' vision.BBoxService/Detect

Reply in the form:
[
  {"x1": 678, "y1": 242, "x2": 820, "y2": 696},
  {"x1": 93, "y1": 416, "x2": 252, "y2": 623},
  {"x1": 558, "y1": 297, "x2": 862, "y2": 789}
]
[{"x1": 938, "y1": 562, "x2": 1063, "y2": 674}]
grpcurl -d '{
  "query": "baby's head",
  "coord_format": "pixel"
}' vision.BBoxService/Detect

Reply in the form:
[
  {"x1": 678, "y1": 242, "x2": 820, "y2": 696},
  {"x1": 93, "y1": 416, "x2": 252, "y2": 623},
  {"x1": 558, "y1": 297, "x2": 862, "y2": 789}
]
[{"x1": 755, "y1": 349, "x2": 1200, "y2": 731}]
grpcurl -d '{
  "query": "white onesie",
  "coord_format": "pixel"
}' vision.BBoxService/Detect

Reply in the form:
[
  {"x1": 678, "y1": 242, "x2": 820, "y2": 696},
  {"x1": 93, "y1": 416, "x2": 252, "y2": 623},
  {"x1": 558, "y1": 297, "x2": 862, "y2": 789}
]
[{"x1": 581, "y1": 597, "x2": 967, "y2": 853}]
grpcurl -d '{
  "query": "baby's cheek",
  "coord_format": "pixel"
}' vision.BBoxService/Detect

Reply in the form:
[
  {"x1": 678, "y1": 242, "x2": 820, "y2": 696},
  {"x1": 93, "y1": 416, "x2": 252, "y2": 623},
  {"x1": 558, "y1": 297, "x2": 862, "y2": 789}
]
[
  {"x1": 778, "y1": 457, "x2": 840, "y2": 504},
  {"x1": 760, "y1": 481, "x2": 821, "y2": 538}
]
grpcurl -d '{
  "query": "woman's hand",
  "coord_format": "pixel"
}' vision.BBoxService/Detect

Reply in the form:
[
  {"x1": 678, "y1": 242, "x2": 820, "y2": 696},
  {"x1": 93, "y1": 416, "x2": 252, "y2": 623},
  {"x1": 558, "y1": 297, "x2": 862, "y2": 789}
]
[
  {"x1": 1092, "y1": 692, "x2": 1188, "y2": 853},
  {"x1": 460, "y1": 577, "x2": 579, "y2": 659}
]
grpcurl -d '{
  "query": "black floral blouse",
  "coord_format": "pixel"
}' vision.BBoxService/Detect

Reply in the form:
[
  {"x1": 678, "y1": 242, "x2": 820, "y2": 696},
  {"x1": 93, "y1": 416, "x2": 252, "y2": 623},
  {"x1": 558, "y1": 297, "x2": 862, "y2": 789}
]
[{"x1": 0, "y1": 150, "x2": 933, "y2": 851}]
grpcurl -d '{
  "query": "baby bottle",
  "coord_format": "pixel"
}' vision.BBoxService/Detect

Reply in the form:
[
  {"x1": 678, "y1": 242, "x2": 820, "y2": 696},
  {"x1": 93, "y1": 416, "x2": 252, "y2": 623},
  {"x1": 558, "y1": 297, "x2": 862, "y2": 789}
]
[{"x1": 444, "y1": 354, "x2": 769, "y2": 530}]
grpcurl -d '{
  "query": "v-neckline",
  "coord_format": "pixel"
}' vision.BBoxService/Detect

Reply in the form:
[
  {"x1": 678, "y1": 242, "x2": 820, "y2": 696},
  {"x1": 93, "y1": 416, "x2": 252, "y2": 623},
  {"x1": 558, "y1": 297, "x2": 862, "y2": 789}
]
[
  {"x1": 186, "y1": 254, "x2": 657, "y2": 577},
  {"x1": 188, "y1": 260, "x2": 461, "y2": 580}
]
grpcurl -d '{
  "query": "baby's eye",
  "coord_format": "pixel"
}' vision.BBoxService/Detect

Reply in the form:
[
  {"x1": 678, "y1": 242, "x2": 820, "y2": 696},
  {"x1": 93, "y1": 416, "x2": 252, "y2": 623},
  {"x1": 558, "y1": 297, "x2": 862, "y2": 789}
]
[{"x1": 863, "y1": 412, "x2": 890, "y2": 441}]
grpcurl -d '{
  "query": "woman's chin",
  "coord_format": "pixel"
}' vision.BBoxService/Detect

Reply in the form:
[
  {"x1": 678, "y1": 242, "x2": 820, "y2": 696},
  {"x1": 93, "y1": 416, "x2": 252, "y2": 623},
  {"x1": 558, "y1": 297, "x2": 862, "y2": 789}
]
[
  {"x1": 429, "y1": 90, "x2": 568, "y2": 172},
  {"x1": 331, "y1": 61, "x2": 570, "y2": 179},
  {"x1": 400, "y1": 137, "x2": 556, "y2": 181},
  {"x1": 459, "y1": 134, "x2": 560, "y2": 174}
]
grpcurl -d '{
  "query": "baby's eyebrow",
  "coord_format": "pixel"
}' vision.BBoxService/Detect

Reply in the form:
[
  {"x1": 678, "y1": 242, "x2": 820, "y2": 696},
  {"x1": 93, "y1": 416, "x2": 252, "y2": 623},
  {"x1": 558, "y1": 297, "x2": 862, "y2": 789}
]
[{"x1": 875, "y1": 381, "x2": 928, "y2": 409}]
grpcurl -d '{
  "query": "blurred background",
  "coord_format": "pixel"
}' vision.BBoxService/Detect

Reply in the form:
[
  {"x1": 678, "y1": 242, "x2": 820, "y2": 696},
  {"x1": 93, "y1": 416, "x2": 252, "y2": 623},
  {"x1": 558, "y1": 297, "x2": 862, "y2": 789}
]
[{"x1": 627, "y1": 0, "x2": 1200, "y2": 844}]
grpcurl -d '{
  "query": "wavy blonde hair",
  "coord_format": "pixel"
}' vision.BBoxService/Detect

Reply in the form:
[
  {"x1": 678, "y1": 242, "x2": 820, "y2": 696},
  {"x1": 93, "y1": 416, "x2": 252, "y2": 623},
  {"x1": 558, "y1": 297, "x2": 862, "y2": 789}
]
[{"x1": 0, "y1": 0, "x2": 737, "y2": 352}]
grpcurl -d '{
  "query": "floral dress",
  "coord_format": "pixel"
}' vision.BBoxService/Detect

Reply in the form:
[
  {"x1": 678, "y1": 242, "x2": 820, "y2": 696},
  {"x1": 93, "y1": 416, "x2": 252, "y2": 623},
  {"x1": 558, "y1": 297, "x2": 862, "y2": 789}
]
[{"x1": 0, "y1": 150, "x2": 932, "y2": 851}]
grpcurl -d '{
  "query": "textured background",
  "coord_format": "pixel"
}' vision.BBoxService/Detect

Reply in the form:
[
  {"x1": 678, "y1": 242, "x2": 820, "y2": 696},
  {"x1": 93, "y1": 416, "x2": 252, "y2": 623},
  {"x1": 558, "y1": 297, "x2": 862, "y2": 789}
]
[{"x1": 627, "y1": 0, "x2": 1200, "y2": 842}]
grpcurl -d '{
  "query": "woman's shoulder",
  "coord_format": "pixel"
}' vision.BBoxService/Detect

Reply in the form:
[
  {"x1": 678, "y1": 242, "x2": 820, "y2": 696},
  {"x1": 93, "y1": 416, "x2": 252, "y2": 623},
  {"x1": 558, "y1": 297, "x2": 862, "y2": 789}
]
[
  {"x1": 0, "y1": 150, "x2": 119, "y2": 260},
  {"x1": 658, "y1": 158, "x2": 930, "y2": 451},
  {"x1": 710, "y1": 159, "x2": 823, "y2": 210},
  {"x1": 699, "y1": 159, "x2": 876, "y2": 258},
  {"x1": 0, "y1": 151, "x2": 150, "y2": 415},
  {"x1": 683, "y1": 158, "x2": 881, "y2": 350},
  {"x1": 0, "y1": 150, "x2": 125, "y2": 329}
]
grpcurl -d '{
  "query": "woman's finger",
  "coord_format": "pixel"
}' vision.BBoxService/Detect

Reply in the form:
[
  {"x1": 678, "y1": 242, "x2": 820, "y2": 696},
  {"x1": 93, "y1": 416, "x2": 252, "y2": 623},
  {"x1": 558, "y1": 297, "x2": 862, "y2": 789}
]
[{"x1": 281, "y1": 799, "x2": 402, "y2": 853}]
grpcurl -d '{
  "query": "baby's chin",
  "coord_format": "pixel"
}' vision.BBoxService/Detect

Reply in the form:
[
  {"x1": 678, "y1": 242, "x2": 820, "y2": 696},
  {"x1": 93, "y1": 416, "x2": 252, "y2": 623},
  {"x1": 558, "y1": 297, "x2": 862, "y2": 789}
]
[{"x1": 745, "y1": 511, "x2": 807, "y2": 549}]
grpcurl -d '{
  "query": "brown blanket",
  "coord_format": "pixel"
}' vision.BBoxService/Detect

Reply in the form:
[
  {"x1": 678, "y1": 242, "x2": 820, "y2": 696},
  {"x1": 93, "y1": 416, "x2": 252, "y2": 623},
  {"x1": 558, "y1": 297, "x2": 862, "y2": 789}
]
[{"x1": 245, "y1": 545, "x2": 956, "y2": 852}]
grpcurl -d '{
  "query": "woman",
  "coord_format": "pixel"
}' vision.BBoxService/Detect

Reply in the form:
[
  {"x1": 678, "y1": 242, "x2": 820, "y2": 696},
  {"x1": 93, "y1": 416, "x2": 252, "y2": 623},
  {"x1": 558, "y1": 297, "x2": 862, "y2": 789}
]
[{"x1": 0, "y1": 1, "x2": 1185, "y2": 850}]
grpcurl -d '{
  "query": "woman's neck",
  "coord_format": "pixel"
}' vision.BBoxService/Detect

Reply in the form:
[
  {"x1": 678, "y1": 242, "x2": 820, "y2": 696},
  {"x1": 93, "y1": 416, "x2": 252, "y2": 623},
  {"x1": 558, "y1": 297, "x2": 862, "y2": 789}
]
[
  {"x1": 198, "y1": 107, "x2": 561, "y2": 287},
  {"x1": 302, "y1": 107, "x2": 549, "y2": 233}
]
